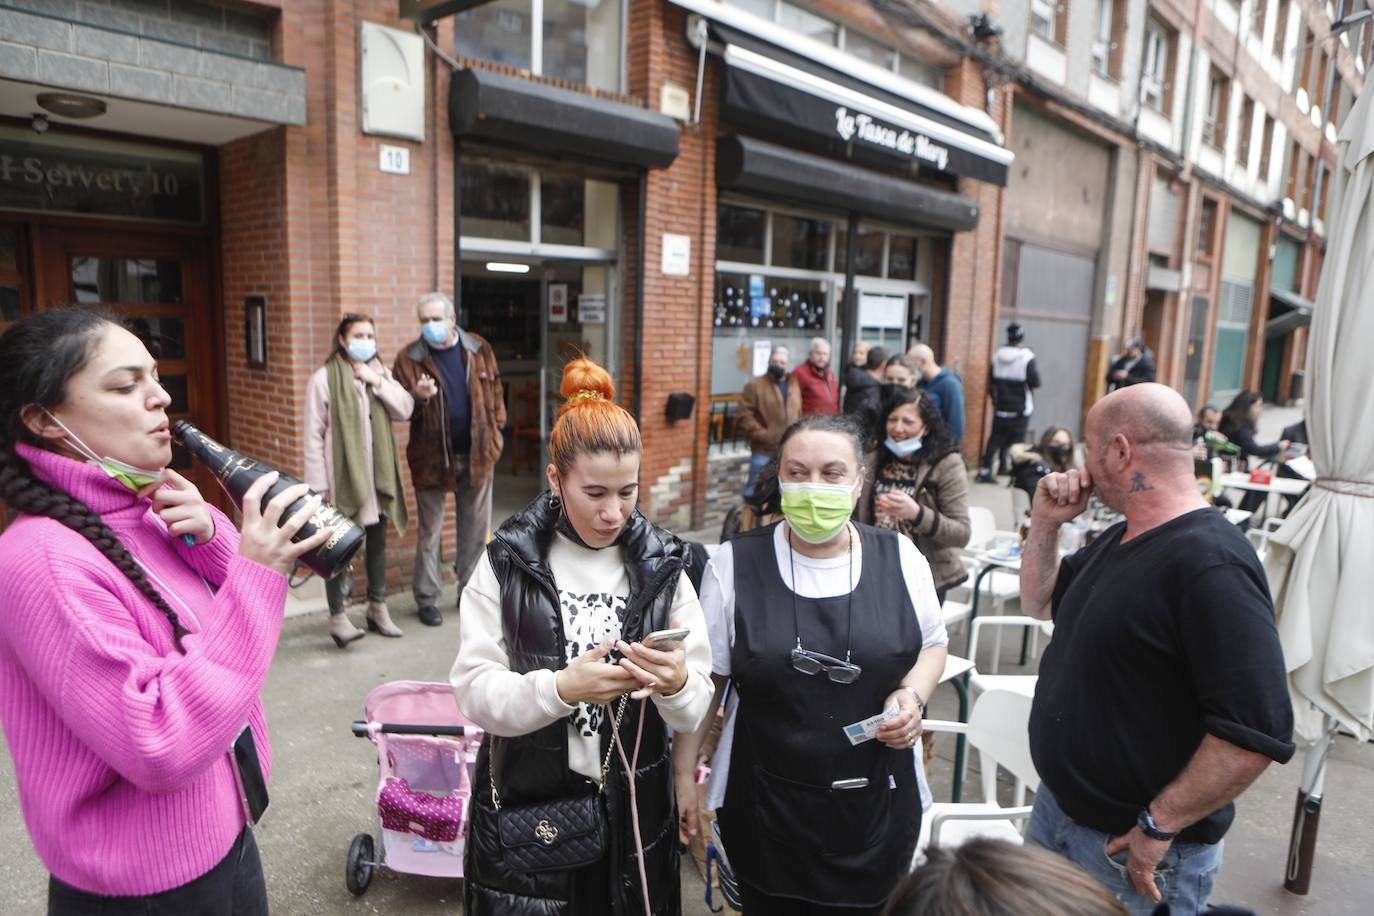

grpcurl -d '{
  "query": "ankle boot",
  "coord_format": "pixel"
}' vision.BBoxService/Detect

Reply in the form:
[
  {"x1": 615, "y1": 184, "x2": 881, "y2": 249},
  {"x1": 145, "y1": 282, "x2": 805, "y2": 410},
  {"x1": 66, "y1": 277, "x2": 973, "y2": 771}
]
[
  {"x1": 366, "y1": 601, "x2": 403, "y2": 637},
  {"x1": 329, "y1": 613, "x2": 366, "y2": 648}
]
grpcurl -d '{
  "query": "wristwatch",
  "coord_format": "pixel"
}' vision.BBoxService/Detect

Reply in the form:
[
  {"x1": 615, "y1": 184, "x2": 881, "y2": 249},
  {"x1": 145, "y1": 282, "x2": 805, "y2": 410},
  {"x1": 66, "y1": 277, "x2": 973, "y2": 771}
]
[{"x1": 1136, "y1": 808, "x2": 1177, "y2": 841}]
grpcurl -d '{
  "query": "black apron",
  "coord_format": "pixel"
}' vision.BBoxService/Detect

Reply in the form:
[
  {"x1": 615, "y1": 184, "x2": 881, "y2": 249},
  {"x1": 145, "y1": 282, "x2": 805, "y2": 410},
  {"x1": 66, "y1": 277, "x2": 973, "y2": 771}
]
[{"x1": 718, "y1": 523, "x2": 922, "y2": 908}]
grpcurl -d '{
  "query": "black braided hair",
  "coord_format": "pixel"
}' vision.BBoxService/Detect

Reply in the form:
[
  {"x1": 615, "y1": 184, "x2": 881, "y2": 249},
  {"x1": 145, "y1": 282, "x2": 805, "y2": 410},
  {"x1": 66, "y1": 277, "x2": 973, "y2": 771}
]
[{"x1": 0, "y1": 308, "x2": 188, "y2": 652}]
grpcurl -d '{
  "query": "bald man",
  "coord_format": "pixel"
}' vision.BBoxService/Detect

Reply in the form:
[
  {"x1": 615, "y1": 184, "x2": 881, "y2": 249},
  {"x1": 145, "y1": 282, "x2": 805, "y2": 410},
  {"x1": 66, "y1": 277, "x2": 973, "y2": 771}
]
[
  {"x1": 908, "y1": 343, "x2": 964, "y2": 443},
  {"x1": 1019, "y1": 384, "x2": 1294, "y2": 915}
]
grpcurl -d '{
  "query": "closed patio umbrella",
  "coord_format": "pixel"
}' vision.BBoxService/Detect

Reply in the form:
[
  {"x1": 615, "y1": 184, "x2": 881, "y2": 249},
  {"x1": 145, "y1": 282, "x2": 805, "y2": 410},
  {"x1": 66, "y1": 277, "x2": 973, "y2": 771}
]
[{"x1": 1263, "y1": 70, "x2": 1374, "y2": 894}]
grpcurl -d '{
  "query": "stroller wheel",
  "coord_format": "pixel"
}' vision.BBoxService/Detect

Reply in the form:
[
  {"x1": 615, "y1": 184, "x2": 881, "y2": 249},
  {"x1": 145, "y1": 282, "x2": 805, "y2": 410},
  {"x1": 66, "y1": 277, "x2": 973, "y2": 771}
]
[{"x1": 345, "y1": 832, "x2": 375, "y2": 896}]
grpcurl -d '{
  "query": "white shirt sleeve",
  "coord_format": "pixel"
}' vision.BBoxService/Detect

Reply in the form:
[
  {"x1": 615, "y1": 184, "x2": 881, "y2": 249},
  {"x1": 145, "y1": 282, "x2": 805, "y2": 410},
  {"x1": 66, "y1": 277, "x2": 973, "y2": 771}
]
[
  {"x1": 450, "y1": 552, "x2": 576, "y2": 737},
  {"x1": 897, "y1": 536, "x2": 949, "y2": 649},
  {"x1": 649, "y1": 571, "x2": 715, "y2": 734},
  {"x1": 698, "y1": 544, "x2": 736, "y2": 677}
]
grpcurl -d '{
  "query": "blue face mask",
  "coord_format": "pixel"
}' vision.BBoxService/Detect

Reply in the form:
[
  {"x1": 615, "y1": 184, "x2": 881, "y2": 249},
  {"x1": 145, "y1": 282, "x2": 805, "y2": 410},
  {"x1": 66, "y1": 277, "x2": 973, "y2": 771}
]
[
  {"x1": 885, "y1": 435, "x2": 923, "y2": 458},
  {"x1": 421, "y1": 320, "x2": 450, "y2": 346},
  {"x1": 346, "y1": 339, "x2": 377, "y2": 363}
]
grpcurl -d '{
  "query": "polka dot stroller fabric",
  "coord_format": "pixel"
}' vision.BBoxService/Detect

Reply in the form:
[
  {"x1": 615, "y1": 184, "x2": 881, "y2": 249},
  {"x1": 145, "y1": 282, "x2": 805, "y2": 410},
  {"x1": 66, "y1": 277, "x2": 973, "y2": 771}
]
[{"x1": 378, "y1": 775, "x2": 466, "y2": 843}]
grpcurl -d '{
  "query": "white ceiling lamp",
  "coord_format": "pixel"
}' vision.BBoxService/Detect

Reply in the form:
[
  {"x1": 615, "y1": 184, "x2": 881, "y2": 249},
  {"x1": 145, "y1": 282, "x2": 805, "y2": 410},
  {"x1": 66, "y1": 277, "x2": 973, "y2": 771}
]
[{"x1": 486, "y1": 262, "x2": 531, "y2": 273}]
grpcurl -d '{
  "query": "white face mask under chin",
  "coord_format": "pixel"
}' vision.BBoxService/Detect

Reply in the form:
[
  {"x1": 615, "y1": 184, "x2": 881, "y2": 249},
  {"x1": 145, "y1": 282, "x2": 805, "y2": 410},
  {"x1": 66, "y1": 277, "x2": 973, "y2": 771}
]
[{"x1": 43, "y1": 409, "x2": 166, "y2": 490}]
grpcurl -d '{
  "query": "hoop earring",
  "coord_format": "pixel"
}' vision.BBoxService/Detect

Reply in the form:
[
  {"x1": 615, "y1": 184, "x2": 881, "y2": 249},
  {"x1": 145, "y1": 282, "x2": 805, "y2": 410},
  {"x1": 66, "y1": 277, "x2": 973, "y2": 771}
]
[{"x1": 548, "y1": 491, "x2": 561, "y2": 511}]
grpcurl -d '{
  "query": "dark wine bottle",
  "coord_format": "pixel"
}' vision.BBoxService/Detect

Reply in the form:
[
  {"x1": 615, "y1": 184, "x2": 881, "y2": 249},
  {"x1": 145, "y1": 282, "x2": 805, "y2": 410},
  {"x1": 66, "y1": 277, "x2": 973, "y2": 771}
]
[{"x1": 171, "y1": 420, "x2": 364, "y2": 580}]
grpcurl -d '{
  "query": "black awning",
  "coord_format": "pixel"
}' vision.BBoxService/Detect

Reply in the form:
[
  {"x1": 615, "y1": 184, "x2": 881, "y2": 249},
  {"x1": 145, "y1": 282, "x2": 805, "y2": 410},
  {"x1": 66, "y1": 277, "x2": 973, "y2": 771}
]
[
  {"x1": 448, "y1": 68, "x2": 680, "y2": 171},
  {"x1": 1267, "y1": 287, "x2": 1314, "y2": 337},
  {"x1": 717, "y1": 135, "x2": 980, "y2": 233},
  {"x1": 704, "y1": 20, "x2": 1012, "y2": 186}
]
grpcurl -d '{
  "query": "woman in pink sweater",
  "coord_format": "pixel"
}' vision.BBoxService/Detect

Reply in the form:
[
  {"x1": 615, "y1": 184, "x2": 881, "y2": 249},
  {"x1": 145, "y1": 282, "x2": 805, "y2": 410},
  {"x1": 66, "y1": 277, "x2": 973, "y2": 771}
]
[{"x1": 0, "y1": 309, "x2": 334, "y2": 913}]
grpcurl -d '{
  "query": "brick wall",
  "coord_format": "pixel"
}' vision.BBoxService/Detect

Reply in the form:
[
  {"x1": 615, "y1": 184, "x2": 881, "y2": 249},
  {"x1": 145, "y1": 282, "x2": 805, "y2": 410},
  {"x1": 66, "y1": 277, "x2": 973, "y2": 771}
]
[
  {"x1": 627, "y1": 0, "x2": 717, "y2": 529},
  {"x1": 943, "y1": 59, "x2": 1004, "y2": 465}
]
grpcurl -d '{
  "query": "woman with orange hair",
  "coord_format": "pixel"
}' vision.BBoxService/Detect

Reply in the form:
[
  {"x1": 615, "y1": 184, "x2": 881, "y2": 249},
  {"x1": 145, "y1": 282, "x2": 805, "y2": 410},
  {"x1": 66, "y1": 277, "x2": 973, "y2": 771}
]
[{"x1": 451, "y1": 358, "x2": 714, "y2": 915}]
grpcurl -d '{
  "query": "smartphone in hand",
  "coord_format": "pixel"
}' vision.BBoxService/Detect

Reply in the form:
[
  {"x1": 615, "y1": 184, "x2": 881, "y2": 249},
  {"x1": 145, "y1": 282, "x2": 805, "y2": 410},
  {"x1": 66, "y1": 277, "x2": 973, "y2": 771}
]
[{"x1": 643, "y1": 627, "x2": 690, "y2": 650}]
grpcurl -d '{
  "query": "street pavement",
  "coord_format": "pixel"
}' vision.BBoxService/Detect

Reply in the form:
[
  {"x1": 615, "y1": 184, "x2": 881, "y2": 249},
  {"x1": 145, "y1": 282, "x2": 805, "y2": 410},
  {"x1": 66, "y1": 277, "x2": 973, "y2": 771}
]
[{"x1": 3, "y1": 405, "x2": 1371, "y2": 914}]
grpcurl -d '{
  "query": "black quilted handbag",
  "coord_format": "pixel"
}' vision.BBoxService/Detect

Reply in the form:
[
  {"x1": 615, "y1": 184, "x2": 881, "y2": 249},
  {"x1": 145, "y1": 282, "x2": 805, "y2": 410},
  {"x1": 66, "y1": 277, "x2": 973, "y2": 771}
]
[{"x1": 491, "y1": 696, "x2": 628, "y2": 874}]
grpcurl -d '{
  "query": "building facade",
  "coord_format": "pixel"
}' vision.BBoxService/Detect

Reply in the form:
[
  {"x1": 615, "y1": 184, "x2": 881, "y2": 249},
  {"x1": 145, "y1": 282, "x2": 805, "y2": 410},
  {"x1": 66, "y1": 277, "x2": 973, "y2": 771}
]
[
  {"x1": 968, "y1": 0, "x2": 1361, "y2": 425},
  {"x1": 0, "y1": 0, "x2": 1020, "y2": 595},
  {"x1": 1, "y1": 0, "x2": 1358, "y2": 598}
]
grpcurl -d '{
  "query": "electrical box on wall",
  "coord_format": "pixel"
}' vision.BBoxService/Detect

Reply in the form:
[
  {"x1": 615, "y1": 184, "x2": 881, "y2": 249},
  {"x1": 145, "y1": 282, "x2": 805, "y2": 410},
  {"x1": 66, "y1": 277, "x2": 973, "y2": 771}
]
[{"x1": 360, "y1": 22, "x2": 425, "y2": 142}]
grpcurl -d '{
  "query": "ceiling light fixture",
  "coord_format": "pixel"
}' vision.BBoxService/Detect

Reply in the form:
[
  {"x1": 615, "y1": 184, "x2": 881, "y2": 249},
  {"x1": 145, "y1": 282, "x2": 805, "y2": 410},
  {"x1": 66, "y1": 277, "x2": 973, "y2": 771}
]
[
  {"x1": 486, "y1": 262, "x2": 531, "y2": 274},
  {"x1": 36, "y1": 92, "x2": 108, "y2": 119}
]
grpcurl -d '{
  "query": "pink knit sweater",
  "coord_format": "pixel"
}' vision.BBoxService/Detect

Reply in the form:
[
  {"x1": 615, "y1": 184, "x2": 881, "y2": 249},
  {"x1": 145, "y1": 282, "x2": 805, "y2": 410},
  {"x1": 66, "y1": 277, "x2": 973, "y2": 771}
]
[{"x1": 0, "y1": 444, "x2": 287, "y2": 896}]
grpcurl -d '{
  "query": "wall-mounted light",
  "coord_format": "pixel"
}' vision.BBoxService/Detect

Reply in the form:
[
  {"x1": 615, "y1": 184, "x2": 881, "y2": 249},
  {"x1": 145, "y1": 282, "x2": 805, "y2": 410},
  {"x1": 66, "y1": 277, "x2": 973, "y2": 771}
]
[
  {"x1": 244, "y1": 296, "x2": 267, "y2": 368},
  {"x1": 36, "y1": 92, "x2": 107, "y2": 119},
  {"x1": 486, "y1": 262, "x2": 531, "y2": 274}
]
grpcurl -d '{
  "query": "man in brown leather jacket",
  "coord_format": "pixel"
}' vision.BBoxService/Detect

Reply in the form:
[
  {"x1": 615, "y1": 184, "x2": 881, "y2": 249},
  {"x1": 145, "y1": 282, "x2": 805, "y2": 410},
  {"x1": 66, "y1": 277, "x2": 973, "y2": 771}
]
[{"x1": 393, "y1": 291, "x2": 506, "y2": 626}]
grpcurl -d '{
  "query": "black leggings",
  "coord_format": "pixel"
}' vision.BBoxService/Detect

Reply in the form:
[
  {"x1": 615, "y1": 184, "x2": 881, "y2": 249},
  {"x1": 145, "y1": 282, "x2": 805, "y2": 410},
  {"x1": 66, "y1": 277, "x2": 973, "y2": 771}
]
[
  {"x1": 48, "y1": 827, "x2": 267, "y2": 916},
  {"x1": 326, "y1": 520, "x2": 387, "y2": 613}
]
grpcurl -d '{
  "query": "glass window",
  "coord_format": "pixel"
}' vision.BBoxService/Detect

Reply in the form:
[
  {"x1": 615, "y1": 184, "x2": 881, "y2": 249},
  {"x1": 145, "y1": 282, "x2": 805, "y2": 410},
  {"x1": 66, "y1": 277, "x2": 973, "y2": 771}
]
[
  {"x1": 711, "y1": 272, "x2": 827, "y2": 396},
  {"x1": 729, "y1": 0, "x2": 776, "y2": 18},
  {"x1": 1142, "y1": 18, "x2": 1170, "y2": 112},
  {"x1": 125, "y1": 316, "x2": 187, "y2": 360},
  {"x1": 887, "y1": 233, "x2": 920, "y2": 280},
  {"x1": 1031, "y1": 0, "x2": 1058, "y2": 43},
  {"x1": 455, "y1": 0, "x2": 533, "y2": 71},
  {"x1": 771, "y1": 213, "x2": 832, "y2": 271},
  {"x1": 834, "y1": 225, "x2": 883, "y2": 276},
  {"x1": 461, "y1": 162, "x2": 531, "y2": 241},
  {"x1": 160, "y1": 375, "x2": 189, "y2": 414},
  {"x1": 71, "y1": 258, "x2": 182, "y2": 305},
  {"x1": 717, "y1": 204, "x2": 768, "y2": 264},
  {"x1": 0, "y1": 225, "x2": 16, "y2": 273},
  {"x1": 0, "y1": 286, "x2": 18, "y2": 322},
  {"x1": 542, "y1": 0, "x2": 621, "y2": 91},
  {"x1": 541, "y1": 173, "x2": 585, "y2": 246},
  {"x1": 844, "y1": 30, "x2": 896, "y2": 70},
  {"x1": 1198, "y1": 199, "x2": 1218, "y2": 255},
  {"x1": 455, "y1": 0, "x2": 620, "y2": 91},
  {"x1": 778, "y1": 2, "x2": 838, "y2": 45},
  {"x1": 898, "y1": 55, "x2": 942, "y2": 89},
  {"x1": 1092, "y1": 0, "x2": 1114, "y2": 76}
]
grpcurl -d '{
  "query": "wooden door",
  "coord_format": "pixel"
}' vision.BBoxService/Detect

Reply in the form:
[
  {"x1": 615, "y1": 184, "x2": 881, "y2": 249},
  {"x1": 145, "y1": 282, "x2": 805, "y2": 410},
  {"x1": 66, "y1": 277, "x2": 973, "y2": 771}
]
[{"x1": 36, "y1": 225, "x2": 227, "y2": 508}]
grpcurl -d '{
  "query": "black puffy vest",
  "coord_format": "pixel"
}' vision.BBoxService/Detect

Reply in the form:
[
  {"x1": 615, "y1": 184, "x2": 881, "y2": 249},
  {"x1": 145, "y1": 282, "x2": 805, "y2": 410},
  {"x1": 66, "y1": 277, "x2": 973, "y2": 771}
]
[{"x1": 463, "y1": 494, "x2": 686, "y2": 916}]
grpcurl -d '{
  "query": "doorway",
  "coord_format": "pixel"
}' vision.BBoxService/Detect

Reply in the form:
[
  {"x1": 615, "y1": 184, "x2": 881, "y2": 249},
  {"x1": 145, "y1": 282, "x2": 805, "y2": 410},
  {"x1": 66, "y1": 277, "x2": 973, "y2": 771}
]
[
  {"x1": 460, "y1": 259, "x2": 617, "y2": 521},
  {"x1": 0, "y1": 219, "x2": 224, "y2": 510}
]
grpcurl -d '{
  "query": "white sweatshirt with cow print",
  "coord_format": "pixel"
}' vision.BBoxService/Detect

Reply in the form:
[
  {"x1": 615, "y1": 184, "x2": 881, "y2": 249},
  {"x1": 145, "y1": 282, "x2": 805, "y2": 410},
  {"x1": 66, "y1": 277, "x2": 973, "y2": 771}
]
[{"x1": 451, "y1": 531, "x2": 714, "y2": 783}]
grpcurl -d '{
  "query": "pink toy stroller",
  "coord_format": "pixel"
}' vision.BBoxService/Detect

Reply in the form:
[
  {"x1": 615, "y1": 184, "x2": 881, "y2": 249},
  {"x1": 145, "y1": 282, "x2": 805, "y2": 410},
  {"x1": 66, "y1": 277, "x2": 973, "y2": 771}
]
[{"x1": 345, "y1": 680, "x2": 484, "y2": 896}]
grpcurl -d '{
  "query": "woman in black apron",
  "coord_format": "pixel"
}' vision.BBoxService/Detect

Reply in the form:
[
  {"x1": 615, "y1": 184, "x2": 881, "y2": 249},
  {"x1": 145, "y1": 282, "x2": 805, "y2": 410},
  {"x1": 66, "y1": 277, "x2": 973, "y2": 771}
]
[{"x1": 676, "y1": 414, "x2": 949, "y2": 914}]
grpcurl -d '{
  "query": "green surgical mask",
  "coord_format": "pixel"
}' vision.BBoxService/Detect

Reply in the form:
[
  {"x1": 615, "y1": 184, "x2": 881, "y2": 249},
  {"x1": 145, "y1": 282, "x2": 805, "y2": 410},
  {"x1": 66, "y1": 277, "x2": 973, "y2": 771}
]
[{"x1": 779, "y1": 478, "x2": 859, "y2": 544}]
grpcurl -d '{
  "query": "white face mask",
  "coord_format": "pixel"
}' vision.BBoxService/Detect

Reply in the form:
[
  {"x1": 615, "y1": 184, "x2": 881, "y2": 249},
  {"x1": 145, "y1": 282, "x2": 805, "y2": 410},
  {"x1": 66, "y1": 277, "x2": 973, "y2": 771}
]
[
  {"x1": 44, "y1": 409, "x2": 165, "y2": 491},
  {"x1": 885, "y1": 435, "x2": 923, "y2": 458}
]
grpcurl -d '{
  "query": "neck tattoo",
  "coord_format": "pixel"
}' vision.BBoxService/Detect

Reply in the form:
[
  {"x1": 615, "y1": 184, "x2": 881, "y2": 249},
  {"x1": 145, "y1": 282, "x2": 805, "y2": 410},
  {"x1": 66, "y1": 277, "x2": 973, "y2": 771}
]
[{"x1": 1130, "y1": 472, "x2": 1155, "y2": 493}]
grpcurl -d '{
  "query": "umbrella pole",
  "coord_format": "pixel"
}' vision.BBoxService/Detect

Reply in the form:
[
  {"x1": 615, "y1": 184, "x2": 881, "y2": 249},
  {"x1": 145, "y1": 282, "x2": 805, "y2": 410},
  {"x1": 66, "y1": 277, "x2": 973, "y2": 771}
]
[{"x1": 1284, "y1": 720, "x2": 1337, "y2": 895}]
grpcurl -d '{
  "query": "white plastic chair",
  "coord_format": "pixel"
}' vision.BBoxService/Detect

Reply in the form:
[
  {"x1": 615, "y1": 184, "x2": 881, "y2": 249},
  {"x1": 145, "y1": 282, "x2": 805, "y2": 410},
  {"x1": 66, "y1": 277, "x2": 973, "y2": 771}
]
[
  {"x1": 914, "y1": 688, "x2": 1040, "y2": 862},
  {"x1": 940, "y1": 598, "x2": 973, "y2": 633},
  {"x1": 966, "y1": 616, "x2": 1052, "y2": 698},
  {"x1": 1246, "y1": 516, "x2": 1285, "y2": 561},
  {"x1": 950, "y1": 504, "x2": 1023, "y2": 672}
]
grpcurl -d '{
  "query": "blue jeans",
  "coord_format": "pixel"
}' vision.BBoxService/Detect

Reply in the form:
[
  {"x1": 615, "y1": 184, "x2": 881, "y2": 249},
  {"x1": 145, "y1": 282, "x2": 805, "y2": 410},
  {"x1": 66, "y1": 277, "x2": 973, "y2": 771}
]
[
  {"x1": 1025, "y1": 786, "x2": 1223, "y2": 916},
  {"x1": 743, "y1": 452, "x2": 772, "y2": 500}
]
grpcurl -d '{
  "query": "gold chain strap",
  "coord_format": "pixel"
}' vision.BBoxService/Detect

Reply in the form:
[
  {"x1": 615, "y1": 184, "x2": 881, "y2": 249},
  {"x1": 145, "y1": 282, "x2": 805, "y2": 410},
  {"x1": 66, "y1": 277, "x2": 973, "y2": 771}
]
[{"x1": 490, "y1": 693, "x2": 631, "y2": 811}]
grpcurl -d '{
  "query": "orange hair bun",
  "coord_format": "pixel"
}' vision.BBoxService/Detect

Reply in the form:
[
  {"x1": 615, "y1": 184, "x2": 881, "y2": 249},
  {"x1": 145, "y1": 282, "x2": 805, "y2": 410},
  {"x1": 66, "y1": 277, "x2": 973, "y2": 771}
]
[
  {"x1": 557, "y1": 357, "x2": 617, "y2": 417},
  {"x1": 549, "y1": 357, "x2": 640, "y2": 473}
]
